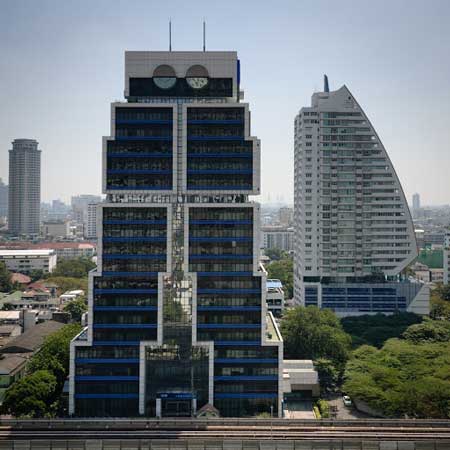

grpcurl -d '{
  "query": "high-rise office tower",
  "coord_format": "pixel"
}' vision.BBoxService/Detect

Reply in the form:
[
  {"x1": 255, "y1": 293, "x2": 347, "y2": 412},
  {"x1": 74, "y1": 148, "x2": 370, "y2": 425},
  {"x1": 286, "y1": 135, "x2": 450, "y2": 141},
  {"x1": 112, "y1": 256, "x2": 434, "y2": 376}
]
[
  {"x1": 294, "y1": 77, "x2": 428, "y2": 315},
  {"x1": 8, "y1": 139, "x2": 41, "y2": 236},
  {"x1": 0, "y1": 178, "x2": 8, "y2": 218},
  {"x1": 69, "y1": 51, "x2": 282, "y2": 418}
]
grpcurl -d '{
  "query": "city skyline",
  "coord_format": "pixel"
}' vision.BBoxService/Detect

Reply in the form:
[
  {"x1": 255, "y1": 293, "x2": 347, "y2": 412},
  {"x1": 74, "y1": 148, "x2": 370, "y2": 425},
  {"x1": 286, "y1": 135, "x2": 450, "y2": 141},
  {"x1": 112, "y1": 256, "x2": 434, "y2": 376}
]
[{"x1": 1, "y1": 0, "x2": 450, "y2": 205}]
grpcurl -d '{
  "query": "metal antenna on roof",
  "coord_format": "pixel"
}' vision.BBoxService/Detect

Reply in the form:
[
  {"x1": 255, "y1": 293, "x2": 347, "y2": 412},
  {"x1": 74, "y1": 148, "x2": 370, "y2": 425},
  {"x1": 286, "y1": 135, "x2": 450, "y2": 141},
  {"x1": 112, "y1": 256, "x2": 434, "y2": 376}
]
[
  {"x1": 203, "y1": 20, "x2": 206, "y2": 51},
  {"x1": 169, "y1": 19, "x2": 172, "y2": 51}
]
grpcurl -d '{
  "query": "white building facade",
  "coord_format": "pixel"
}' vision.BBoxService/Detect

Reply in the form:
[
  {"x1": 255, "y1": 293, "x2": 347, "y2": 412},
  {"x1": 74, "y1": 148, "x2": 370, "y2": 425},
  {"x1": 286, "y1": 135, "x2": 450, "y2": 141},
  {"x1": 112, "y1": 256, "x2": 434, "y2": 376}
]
[
  {"x1": 294, "y1": 78, "x2": 425, "y2": 315},
  {"x1": 0, "y1": 250, "x2": 57, "y2": 274},
  {"x1": 85, "y1": 203, "x2": 98, "y2": 240},
  {"x1": 261, "y1": 226, "x2": 294, "y2": 253},
  {"x1": 42, "y1": 221, "x2": 71, "y2": 239}
]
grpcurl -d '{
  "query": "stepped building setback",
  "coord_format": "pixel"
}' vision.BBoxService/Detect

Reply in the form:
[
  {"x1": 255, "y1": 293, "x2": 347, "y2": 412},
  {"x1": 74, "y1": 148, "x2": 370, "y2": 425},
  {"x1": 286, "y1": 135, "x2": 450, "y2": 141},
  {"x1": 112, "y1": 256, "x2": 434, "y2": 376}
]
[
  {"x1": 69, "y1": 51, "x2": 282, "y2": 418},
  {"x1": 294, "y1": 77, "x2": 428, "y2": 315}
]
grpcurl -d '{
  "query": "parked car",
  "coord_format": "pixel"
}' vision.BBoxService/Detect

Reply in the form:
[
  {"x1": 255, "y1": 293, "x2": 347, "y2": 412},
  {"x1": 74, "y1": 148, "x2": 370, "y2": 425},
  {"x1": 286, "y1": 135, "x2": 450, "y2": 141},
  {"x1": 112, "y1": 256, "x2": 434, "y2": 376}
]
[{"x1": 343, "y1": 395, "x2": 352, "y2": 407}]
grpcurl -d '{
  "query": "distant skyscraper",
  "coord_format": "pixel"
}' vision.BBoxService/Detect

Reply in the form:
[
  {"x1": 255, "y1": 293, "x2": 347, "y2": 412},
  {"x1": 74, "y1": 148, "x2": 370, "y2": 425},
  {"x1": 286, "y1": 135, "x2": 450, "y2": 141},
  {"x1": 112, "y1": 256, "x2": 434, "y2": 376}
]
[
  {"x1": 8, "y1": 139, "x2": 41, "y2": 236},
  {"x1": 412, "y1": 193, "x2": 421, "y2": 212},
  {"x1": 294, "y1": 78, "x2": 428, "y2": 315},
  {"x1": 71, "y1": 194, "x2": 102, "y2": 234},
  {"x1": 85, "y1": 203, "x2": 98, "y2": 240},
  {"x1": 278, "y1": 207, "x2": 294, "y2": 226},
  {"x1": 69, "y1": 50, "x2": 282, "y2": 418},
  {"x1": 0, "y1": 178, "x2": 8, "y2": 218}
]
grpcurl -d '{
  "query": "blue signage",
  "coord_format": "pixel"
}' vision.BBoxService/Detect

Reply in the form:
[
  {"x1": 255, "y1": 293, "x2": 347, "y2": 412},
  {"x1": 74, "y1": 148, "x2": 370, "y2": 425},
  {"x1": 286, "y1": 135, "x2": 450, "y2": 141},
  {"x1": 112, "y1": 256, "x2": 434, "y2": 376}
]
[{"x1": 158, "y1": 392, "x2": 195, "y2": 400}]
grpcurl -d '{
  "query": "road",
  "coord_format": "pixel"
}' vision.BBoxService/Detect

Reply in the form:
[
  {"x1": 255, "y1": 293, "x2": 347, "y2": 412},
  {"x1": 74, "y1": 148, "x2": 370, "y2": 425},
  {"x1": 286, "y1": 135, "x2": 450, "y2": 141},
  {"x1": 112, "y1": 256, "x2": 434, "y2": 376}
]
[{"x1": 327, "y1": 394, "x2": 371, "y2": 419}]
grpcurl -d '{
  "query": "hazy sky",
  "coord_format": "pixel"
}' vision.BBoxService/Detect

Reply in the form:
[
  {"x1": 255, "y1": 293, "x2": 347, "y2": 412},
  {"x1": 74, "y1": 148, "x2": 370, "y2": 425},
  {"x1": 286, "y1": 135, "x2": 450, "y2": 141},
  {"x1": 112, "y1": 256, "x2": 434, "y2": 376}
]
[{"x1": 1, "y1": 0, "x2": 450, "y2": 205}]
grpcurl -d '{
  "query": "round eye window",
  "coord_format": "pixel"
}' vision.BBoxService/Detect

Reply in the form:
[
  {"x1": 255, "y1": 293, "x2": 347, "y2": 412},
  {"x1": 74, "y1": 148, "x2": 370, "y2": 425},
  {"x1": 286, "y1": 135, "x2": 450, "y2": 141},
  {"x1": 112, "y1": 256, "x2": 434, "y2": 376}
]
[
  {"x1": 186, "y1": 65, "x2": 209, "y2": 90},
  {"x1": 186, "y1": 77, "x2": 209, "y2": 89},
  {"x1": 154, "y1": 77, "x2": 176, "y2": 89}
]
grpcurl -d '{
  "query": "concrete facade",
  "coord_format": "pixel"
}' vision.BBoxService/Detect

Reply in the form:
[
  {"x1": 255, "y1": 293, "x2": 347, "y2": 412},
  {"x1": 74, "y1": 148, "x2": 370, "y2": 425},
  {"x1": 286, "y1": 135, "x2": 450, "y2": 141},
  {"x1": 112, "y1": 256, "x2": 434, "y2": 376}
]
[
  {"x1": 293, "y1": 81, "x2": 422, "y2": 314},
  {"x1": 42, "y1": 220, "x2": 71, "y2": 239},
  {"x1": 262, "y1": 226, "x2": 294, "y2": 253},
  {"x1": 0, "y1": 249, "x2": 57, "y2": 274},
  {"x1": 0, "y1": 178, "x2": 8, "y2": 218},
  {"x1": 8, "y1": 139, "x2": 41, "y2": 236}
]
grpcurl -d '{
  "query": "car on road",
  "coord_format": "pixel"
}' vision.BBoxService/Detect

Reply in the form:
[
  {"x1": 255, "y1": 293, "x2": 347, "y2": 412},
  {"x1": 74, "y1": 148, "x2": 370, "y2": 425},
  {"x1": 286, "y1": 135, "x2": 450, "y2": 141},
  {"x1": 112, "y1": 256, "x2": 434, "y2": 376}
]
[{"x1": 342, "y1": 395, "x2": 352, "y2": 407}]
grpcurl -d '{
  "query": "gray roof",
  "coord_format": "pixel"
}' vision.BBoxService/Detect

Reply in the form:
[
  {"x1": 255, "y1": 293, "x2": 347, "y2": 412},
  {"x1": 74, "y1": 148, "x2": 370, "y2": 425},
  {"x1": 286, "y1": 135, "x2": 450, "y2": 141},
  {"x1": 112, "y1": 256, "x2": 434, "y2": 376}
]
[
  {"x1": 0, "y1": 321, "x2": 65, "y2": 354},
  {"x1": 0, "y1": 354, "x2": 29, "y2": 375},
  {"x1": 0, "y1": 325, "x2": 21, "y2": 335}
]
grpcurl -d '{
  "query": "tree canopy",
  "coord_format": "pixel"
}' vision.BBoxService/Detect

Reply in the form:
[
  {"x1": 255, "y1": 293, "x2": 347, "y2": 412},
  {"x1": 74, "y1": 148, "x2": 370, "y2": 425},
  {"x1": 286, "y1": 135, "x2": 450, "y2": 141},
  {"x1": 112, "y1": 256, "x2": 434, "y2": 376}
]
[
  {"x1": 63, "y1": 298, "x2": 87, "y2": 322},
  {"x1": 266, "y1": 255, "x2": 293, "y2": 299},
  {"x1": 280, "y1": 306, "x2": 352, "y2": 365},
  {"x1": 343, "y1": 320, "x2": 450, "y2": 418},
  {"x1": 341, "y1": 312, "x2": 422, "y2": 348},
  {"x1": 430, "y1": 284, "x2": 450, "y2": 320},
  {"x1": 51, "y1": 257, "x2": 96, "y2": 279},
  {"x1": 2, "y1": 370, "x2": 58, "y2": 418},
  {"x1": 0, "y1": 261, "x2": 13, "y2": 292},
  {"x1": 45, "y1": 276, "x2": 88, "y2": 293},
  {"x1": 264, "y1": 248, "x2": 287, "y2": 261},
  {"x1": 28, "y1": 322, "x2": 82, "y2": 387},
  {"x1": 2, "y1": 323, "x2": 82, "y2": 418}
]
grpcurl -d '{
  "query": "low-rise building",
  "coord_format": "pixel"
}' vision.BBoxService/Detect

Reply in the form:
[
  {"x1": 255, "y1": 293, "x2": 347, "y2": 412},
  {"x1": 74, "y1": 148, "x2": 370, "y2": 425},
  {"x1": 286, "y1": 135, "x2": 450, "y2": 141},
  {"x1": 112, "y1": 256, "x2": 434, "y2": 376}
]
[
  {"x1": 0, "y1": 320, "x2": 65, "y2": 354},
  {"x1": 0, "y1": 311, "x2": 21, "y2": 326},
  {"x1": 0, "y1": 242, "x2": 96, "y2": 260},
  {"x1": 60, "y1": 290, "x2": 84, "y2": 304},
  {"x1": 0, "y1": 320, "x2": 66, "y2": 404},
  {"x1": 10, "y1": 273, "x2": 31, "y2": 287},
  {"x1": 261, "y1": 226, "x2": 294, "y2": 253},
  {"x1": 266, "y1": 279, "x2": 285, "y2": 317},
  {"x1": 0, "y1": 249, "x2": 56, "y2": 274},
  {"x1": 283, "y1": 360, "x2": 320, "y2": 404},
  {"x1": 430, "y1": 268, "x2": 444, "y2": 283},
  {"x1": 0, "y1": 354, "x2": 29, "y2": 403},
  {"x1": 42, "y1": 220, "x2": 71, "y2": 239}
]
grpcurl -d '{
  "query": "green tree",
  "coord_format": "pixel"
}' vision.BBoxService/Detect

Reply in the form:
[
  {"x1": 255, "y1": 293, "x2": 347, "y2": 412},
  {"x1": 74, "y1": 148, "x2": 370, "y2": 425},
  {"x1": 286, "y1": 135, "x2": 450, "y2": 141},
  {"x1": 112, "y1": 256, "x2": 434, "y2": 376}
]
[
  {"x1": 45, "y1": 276, "x2": 88, "y2": 293},
  {"x1": 29, "y1": 269, "x2": 44, "y2": 282},
  {"x1": 63, "y1": 297, "x2": 87, "y2": 322},
  {"x1": 430, "y1": 284, "x2": 450, "y2": 320},
  {"x1": 280, "y1": 306, "x2": 352, "y2": 365},
  {"x1": 264, "y1": 248, "x2": 286, "y2": 261},
  {"x1": 267, "y1": 256, "x2": 293, "y2": 298},
  {"x1": 52, "y1": 257, "x2": 96, "y2": 279},
  {"x1": 341, "y1": 313, "x2": 422, "y2": 348},
  {"x1": 434, "y1": 283, "x2": 450, "y2": 301},
  {"x1": 1, "y1": 303, "x2": 14, "y2": 311},
  {"x1": 0, "y1": 261, "x2": 13, "y2": 292},
  {"x1": 314, "y1": 358, "x2": 340, "y2": 393},
  {"x1": 1, "y1": 370, "x2": 58, "y2": 418},
  {"x1": 343, "y1": 321, "x2": 450, "y2": 418},
  {"x1": 28, "y1": 323, "x2": 82, "y2": 387},
  {"x1": 402, "y1": 319, "x2": 450, "y2": 344},
  {"x1": 430, "y1": 296, "x2": 450, "y2": 320}
]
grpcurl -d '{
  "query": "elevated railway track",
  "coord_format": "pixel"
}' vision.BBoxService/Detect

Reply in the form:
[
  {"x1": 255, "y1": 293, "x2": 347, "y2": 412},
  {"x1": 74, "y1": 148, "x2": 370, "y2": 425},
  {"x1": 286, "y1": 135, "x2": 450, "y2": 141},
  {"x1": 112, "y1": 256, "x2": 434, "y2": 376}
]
[{"x1": 0, "y1": 419, "x2": 449, "y2": 449}]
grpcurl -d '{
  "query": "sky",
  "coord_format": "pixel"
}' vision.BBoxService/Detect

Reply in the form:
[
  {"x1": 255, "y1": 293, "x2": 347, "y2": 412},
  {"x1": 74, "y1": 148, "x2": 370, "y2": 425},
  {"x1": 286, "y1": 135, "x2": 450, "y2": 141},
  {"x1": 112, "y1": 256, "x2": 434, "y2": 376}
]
[{"x1": 1, "y1": 0, "x2": 450, "y2": 205}]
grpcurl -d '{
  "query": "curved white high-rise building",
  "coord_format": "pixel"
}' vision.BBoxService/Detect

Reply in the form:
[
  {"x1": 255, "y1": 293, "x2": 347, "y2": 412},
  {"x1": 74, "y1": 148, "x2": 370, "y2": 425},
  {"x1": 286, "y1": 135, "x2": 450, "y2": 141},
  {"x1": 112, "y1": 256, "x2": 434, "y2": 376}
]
[{"x1": 294, "y1": 79, "x2": 428, "y2": 315}]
